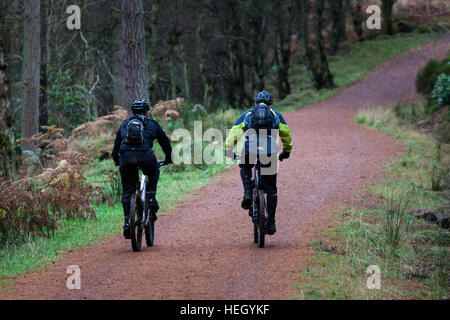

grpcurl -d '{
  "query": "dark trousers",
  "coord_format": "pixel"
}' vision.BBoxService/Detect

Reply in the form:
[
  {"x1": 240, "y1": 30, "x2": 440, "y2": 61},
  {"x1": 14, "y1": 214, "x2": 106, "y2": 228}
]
[
  {"x1": 239, "y1": 155, "x2": 278, "y2": 222},
  {"x1": 119, "y1": 150, "x2": 159, "y2": 216}
]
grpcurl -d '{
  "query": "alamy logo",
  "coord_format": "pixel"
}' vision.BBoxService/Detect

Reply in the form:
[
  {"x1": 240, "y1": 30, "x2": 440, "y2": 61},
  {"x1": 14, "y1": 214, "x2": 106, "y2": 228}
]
[
  {"x1": 366, "y1": 265, "x2": 381, "y2": 289},
  {"x1": 171, "y1": 121, "x2": 279, "y2": 175},
  {"x1": 66, "y1": 5, "x2": 81, "y2": 30},
  {"x1": 366, "y1": 5, "x2": 381, "y2": 30},
  {"x1": 66, "y1": 265, "x2": 81, "y2": 290}
]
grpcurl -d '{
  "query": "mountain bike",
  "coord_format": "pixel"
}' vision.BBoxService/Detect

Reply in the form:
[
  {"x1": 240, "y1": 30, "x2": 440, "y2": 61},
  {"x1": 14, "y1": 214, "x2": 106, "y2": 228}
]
[
  {"x1": 235, "y1": 153, "x2": 278, "y2": 248},
  {"x1": 129, "y1": 160, "x2": 166, "y2": 252}
]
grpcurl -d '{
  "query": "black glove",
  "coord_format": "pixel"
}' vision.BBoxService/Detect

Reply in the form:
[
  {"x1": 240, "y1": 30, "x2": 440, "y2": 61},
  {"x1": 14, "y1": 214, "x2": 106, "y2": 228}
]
[
  {"x1": 163, "y1": 157, "x2": 173, "y2": 165},
  {"x1": 278, "y1": 151, "x2": 290, "y2": 161},
  {"x1": 114, "y1": 160, "x2": 120, "y2": 167}
]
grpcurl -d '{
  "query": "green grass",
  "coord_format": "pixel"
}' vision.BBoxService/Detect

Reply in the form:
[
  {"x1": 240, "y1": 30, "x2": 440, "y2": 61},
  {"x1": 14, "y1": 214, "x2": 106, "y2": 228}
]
[
  {"x1": 294, "y1": 104, "x2": 449, "y2": 300},
  {"x1": 0, "y1": 205, "x2": 122, "y2": 279},
  {"x1": 277, "y1": 32, "x2": 441, "y2": 112}
]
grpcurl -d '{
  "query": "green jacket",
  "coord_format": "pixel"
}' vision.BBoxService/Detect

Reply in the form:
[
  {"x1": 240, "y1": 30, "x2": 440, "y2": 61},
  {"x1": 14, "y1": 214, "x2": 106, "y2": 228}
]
[{"x1": 225, "y1": 107, "x2": 292, "y2": 153}]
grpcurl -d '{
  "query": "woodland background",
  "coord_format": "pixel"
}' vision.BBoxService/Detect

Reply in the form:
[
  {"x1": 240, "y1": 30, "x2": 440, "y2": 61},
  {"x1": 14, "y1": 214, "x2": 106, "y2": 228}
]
[
  {"x1": 1, "y1": 0, "x2": 448, "y2": 178},
  {"x1": 0, "y1": 0, "x2": 448, "y2": 253}
]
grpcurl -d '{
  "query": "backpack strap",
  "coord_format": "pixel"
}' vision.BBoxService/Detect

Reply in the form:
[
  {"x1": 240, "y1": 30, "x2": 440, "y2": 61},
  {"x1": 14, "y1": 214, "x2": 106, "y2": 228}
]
[
  {"x1": 270, "y1": 109, "x2": 280, "y2": 128},
  {"x1": 243, "y1": 109, "x2": 254, "y2": 130},
  {"x1": 128, "y1": 114, "x2": 147, "y2": 124}
]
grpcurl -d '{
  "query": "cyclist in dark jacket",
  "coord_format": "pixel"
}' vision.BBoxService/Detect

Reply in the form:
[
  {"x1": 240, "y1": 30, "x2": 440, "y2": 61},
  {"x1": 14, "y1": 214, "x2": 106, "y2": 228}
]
[
  {"x1": 224, "y1": 91, "x2": 292, "y2": 235},
  {"x1": 112, "y1": 99, "x2": 173, "y2": 239}
]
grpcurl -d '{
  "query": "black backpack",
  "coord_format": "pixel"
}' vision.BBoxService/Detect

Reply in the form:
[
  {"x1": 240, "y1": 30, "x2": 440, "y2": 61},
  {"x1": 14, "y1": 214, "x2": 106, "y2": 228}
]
[
  {"x1": 125, "y1": 115, "x2": 146, "y2": 145},
  {"x1": 245, "y1": 103, "x2": 278, "y2": 131}
]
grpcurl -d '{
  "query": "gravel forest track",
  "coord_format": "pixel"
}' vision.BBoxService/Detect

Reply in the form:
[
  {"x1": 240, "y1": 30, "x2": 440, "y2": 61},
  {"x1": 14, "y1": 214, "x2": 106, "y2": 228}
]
[{"x1": 1, "y1": 35, "x2": 449, "y2": 300}]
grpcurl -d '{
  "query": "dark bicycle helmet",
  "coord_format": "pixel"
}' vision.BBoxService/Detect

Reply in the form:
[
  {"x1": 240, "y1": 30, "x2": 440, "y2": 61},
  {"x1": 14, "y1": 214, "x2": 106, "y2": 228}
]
[
  {"x1": 130, "y1": 99, "x2": 150, "y2": 114},
  {"x1": 254, "y1": 91, "x2": 273, "y2": 105}
]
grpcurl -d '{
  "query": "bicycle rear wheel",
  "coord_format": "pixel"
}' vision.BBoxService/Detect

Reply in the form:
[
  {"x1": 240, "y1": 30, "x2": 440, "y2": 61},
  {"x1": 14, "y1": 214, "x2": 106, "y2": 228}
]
[
  {"x1": 257, "y1": 190, "x2": 266, "y2": 248},
  {"x1": 145, "y1": 212, "x2": 155, "y2": 247},
  {"x1": 130, "y1": 194, "x2": 143, "y2": 252}
]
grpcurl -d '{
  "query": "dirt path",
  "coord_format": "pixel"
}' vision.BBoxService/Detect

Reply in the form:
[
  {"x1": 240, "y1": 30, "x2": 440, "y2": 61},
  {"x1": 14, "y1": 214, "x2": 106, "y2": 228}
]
[{"x1": 1, "y1": 36, "x2": 449, "y2": 300}]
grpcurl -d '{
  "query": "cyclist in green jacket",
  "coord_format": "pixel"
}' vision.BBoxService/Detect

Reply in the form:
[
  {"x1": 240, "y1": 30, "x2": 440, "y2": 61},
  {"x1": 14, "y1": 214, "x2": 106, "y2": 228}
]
[{"x1": 225, "y1": 91, "x2": 292, "y2": 234}]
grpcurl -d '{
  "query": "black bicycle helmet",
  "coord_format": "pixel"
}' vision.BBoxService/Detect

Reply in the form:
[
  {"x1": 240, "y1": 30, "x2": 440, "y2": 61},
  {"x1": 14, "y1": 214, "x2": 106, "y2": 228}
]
[
  {"x1": 254, "y1": 91, "x2": 273, "y2": 105},
  {"x1": 130, "y1": 99, "x2": 150, "y2": 114}
]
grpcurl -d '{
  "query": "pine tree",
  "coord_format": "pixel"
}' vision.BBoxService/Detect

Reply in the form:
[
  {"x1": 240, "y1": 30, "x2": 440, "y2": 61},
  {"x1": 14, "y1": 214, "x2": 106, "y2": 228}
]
[
  {"x1": 121, "y1": 0, "x2": 149, "y2": 105},
  {"x1": 0, "y1": 2, "x2": 16, "y2": 178},
  {"x1": 22, "y1": 0, "x2": 41, "y2": 148}
]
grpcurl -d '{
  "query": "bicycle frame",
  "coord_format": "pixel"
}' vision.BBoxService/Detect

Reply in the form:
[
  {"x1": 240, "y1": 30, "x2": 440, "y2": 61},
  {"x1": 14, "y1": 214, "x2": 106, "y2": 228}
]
[
  {"x1": 139, "y1": 174, "x2": 151, "y2": 227},
  {"x1": 129, "y1": 160, "x2": 165, "y2": 252},
  {"x1": 251, "y1": 161, "x2": 263, "y2": 219},
  {"x1": 235, "y1": 153, "x2": 269, "y2": 247},
  {"x1": 138, "y1": 161, "x2": 165, "y2": 226},
  {"x1": 253, "y1": 159, "x2": 268, "y2": 233}
]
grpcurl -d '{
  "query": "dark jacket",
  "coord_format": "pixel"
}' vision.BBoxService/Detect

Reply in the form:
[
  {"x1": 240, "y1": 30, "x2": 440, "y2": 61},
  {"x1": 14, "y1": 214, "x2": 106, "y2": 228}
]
[{"x1": 112, "y1": 116, "x2": 172, "y2": 165}]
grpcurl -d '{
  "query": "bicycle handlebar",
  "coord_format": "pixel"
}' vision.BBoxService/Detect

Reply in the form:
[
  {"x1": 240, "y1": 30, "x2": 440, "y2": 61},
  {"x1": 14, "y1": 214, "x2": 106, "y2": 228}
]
[{"x1": 157, "y1": 160, "x2": 167, "y2": 168}]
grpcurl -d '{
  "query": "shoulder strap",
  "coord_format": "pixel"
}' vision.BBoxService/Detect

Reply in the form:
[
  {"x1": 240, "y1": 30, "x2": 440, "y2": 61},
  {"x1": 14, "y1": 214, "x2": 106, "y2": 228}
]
[
  {"x1": 128, "y1": 114, "x2": 147, "y2": 123},
  {"x1": 243, "y1": 109, "x2": 254, "y2": 129}
]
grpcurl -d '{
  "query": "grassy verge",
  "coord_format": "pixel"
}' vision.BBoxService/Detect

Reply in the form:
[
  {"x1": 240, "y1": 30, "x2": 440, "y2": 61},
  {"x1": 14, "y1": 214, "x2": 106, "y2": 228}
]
[
  {"x1": 278, "y1": 31, "x2": 441, "y2": 112},
  {"x1": 0, "y1": 205, "x2": 121, "y2": 279},
  {"x1": 0, "y1": 160, "x2": 231, "y2": 279},
  {"x1": 0, "y1": 30, "x2": 444, "y2": 281},
  {"x1": 294, "y1": 103, "x2": 449, "y2": 300}
]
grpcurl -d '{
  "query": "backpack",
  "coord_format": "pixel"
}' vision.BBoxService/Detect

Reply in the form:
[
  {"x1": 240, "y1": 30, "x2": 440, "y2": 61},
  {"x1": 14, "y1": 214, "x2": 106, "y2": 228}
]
[
  {"x1": 245, "y1": 103, "x2": 278, "y2": 132},
  {"x1": 244, "y1": 104, "x2": 280, "y2": 155},
  {"x1": 125, "y1": 115, "x2": 146, "y2": 145}
]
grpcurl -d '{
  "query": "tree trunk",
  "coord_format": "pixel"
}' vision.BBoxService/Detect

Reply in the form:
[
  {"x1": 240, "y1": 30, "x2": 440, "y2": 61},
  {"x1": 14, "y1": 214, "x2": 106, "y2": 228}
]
[
  {"x1": 169, "y1": 53, "x2": 177, "y2": 99},
  {"x1": 351, "y1": 0, "x2": 364, "y2": 41},
  {"x1": 114, "y1": 45, "x2": 127, "y2": 108},
  {"x1": 329, "y1": 0, "x2": 347, "y2": 55},
  {"x1": 224, "y1": 0, "x2": 247, "y2": 108},
  {"x1": 182, "y1": 42, "x2": 190, "y2": 101},
  {"x1": 22, "y1": 0, "x2": 41, "y2": 148},
  {"x1": 342, "y1": 0, "x2": 350, "y2": 41},
  {"x1": 299, "y1": 0, "x2": 334, "y2": 90},
  {"x1": 167, "y1": 0, "x2": 182, "y2": 100},
  {"x1": 0, "y1": 3, "x2": 16, "y2": 178},
  {"x1": 120, "y1": 0, "x2": 148, "y2": 105},
  {"x1": 274, "y1": 0, "x2": 292, "y2": 100},
  {"x1": 248, "y1": 0, "x2": 268, "y2": 95},
  {"x1": 148, "y1": 0, "x2": 160, "y2": 105},
  {"x1": 39, "y1": 0, "x2": 48, "y2": 127},
  {"x1": 81, "y1": 0, "x2": 98, "y2": 120},
  {"x1": 228, "y1": 26, "x2": 247, "y2": 108},
  {"x1": 314, "y1": 0, "x2": 334, "y2": 89},
  {"x1": 197, "y1": 0, "x2": 214, "y2": 108},
  {"x1": 382, "y1": 0, "x2": 397, "y2": 35}
]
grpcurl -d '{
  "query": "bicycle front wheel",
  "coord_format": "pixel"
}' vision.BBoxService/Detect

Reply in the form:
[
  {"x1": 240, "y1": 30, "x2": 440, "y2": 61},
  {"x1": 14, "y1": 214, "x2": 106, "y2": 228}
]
[{"x1": 130, "y1": 194, "x2": 143, "y2": 252}]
